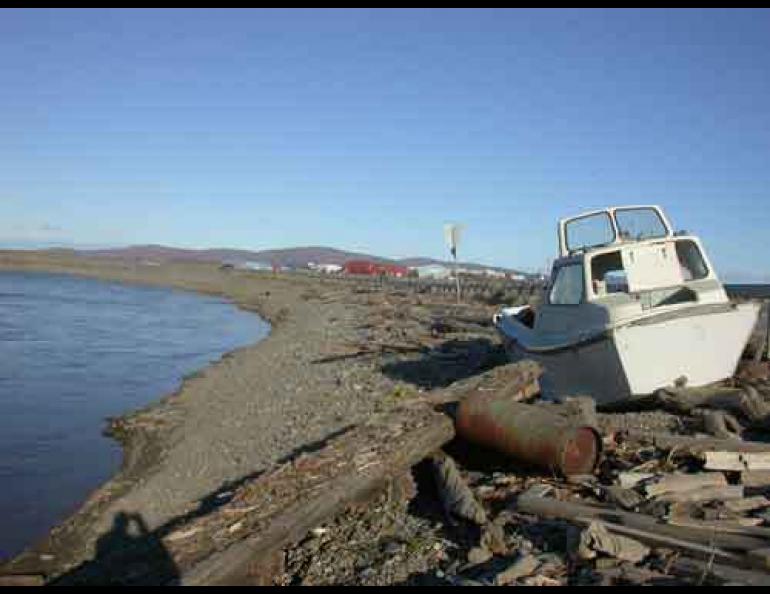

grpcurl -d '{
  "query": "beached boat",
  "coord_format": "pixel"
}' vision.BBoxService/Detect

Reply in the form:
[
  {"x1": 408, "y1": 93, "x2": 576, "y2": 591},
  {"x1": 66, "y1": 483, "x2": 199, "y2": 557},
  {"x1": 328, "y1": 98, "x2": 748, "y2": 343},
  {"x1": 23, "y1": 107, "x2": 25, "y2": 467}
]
[{"x1": 494, "y1": 206, "x2": 759, "y2": 405}]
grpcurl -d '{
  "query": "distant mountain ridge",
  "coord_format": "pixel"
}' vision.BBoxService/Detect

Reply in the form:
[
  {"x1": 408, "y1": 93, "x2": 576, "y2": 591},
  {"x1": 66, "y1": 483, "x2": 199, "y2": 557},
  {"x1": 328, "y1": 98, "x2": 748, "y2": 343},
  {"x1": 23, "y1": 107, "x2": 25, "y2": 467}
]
[{"x1": 69, "y1": 245, "x2": 526, "y2": 275}]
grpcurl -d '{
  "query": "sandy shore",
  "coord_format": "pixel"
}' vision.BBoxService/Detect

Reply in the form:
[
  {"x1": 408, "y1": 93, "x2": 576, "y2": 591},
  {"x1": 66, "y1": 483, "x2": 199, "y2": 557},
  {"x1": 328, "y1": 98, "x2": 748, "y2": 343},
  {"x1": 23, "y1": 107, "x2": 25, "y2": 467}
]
[{"x1": 0, "y1": 250, "x2": 442, "y2": 579}]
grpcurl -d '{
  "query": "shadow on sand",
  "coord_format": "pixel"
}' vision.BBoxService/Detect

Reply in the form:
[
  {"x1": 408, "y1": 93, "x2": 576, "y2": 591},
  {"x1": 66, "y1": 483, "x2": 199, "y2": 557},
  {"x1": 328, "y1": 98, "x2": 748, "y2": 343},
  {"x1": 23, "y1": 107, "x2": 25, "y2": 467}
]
[
  {"x1": 49, "y1": 421, "x2": 363, "y2": 585},
  {"x1": 50, "y1": 512, "x2": 179, "y2": 586},
  {"x1": 381, "y1": 337, "x2": 507, "y2": 389}
]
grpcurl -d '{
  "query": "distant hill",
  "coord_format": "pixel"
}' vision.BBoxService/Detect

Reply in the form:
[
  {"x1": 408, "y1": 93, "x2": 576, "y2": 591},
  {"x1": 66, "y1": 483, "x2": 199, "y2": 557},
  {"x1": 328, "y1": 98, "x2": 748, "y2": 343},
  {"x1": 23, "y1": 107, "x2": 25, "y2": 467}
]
[
  {"x1": 72, "y1": 245, "x2": 528, "y2": 276},
  {"x1": 397, "y1": 256, "x2": 512, "y2": 274}
]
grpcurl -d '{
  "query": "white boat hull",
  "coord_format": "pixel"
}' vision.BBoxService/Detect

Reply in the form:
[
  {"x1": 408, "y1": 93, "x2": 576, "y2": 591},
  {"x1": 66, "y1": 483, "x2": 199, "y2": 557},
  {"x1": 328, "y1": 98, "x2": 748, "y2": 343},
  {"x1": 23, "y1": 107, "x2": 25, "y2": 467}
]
[{"x1": 499, "y1": 303, "x2": 759, "y2": 405}]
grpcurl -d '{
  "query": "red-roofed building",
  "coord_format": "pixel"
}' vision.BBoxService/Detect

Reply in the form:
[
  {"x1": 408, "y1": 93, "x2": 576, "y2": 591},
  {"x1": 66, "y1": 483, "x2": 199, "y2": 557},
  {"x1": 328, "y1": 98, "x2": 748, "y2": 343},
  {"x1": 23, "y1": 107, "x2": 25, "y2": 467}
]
[{"x1": 343, "y1": 260, "x2": 409, "y2": 277}]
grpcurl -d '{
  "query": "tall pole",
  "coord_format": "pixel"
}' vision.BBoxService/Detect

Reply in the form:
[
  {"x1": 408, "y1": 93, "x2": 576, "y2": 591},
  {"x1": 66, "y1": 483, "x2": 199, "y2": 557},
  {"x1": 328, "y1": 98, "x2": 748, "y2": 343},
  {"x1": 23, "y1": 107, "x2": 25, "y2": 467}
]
[
  {"x1": 453, "y1": 247, "x2": 460, "y2": 304},
  {"x1": 445, "y1": 223, "x2": 463, "y2": 305}
]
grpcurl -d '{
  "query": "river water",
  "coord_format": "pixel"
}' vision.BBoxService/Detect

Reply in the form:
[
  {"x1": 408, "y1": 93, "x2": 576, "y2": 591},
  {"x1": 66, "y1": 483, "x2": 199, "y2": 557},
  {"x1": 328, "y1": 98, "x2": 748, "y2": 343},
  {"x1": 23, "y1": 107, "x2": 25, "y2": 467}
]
[{"x1": 0, "y1": 271, "x2": 270, "y2": 560}]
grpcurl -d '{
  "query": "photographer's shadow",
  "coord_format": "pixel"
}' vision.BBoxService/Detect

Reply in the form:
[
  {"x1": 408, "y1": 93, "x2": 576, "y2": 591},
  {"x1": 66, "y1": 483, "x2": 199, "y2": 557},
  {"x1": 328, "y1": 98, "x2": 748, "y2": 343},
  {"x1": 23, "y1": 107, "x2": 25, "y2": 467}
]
[{"x1": 52, "y1": 511, "x2": 179, "y2": 586}]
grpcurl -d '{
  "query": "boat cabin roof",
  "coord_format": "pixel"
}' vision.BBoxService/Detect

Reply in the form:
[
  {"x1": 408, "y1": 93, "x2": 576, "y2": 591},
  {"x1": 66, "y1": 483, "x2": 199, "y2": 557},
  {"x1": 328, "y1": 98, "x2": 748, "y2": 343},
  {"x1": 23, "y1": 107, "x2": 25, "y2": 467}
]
[
  {"x1": 548, "y1": 205, "x2": 725, "y2": 305},
  {"x1": 558, "y1": 205, "x2": 674, "y2": 258}
]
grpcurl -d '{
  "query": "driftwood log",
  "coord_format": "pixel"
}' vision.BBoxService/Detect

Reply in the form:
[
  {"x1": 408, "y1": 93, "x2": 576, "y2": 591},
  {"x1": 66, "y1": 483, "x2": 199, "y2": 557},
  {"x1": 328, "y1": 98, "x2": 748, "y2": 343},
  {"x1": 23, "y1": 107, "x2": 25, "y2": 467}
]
[{"x1": 180, "y1": 403, "x2": 454, "y2": 585}]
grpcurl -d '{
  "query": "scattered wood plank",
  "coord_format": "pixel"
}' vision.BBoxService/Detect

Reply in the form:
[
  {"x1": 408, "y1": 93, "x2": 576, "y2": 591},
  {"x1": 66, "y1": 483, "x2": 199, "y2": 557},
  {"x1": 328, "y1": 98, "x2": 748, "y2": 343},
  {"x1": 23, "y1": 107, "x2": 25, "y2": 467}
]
[
  {"x1": 655, "y1": 485, "x2": 744, "y2": 504},
  {"x1": 516, "y1": 487, "x2": 768, "y2": 555},
  {"x1": 667, "y1": 517, "x2": 767, "y2": 534},
  {"x1": 725, "y1": 496, "x2": 770, "y2": 514},
  {"x1": 624, "y1": 431, "x2": 770, "y2": 454},
  {"x1": 0, "y1": 574, "x2": 45, "y2": 587},
  {"x1": 670, "y1": 557, "x2": 770, "y2": 586},
  {"x1": 644, "y1": 473, "x2": 728, "y2": 499},
  {"x1": 574, "y1": 516, "x2": 742, "y2": 565},
  {"x1": 617, "y1": 472, "x2": 655, "y2": 489},
  {"x1": 705, "y1": 451, "x2": 770, "y2": 472},
  {"x1": 742, "y1": 470, "x2": 770, "y2": 488}
]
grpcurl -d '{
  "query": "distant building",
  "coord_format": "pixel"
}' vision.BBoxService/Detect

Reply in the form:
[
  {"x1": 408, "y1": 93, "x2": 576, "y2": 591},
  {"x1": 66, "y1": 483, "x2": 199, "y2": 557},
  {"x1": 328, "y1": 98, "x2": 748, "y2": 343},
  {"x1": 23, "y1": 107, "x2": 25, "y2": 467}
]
[
  {"x1": 413, "y1": 264, "x2": 451, "y2": 279},
  {"x1": 343, "y1": 260, "x2": 409, "y2": 277},
  {"x1": 235, "y1": 261, "x2": 272, "y2": 271},
  {"x1": 479, "y1": 268, "x2": 507, "y2": 278}
]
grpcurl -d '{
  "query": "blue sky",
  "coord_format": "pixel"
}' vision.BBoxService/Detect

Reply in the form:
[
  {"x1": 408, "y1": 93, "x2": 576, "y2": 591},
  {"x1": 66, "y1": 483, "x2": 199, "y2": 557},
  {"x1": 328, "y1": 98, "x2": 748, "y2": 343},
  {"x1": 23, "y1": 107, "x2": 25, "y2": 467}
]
[{"x1": 1, "y1": 9, "x2": 769, "y2": 278}]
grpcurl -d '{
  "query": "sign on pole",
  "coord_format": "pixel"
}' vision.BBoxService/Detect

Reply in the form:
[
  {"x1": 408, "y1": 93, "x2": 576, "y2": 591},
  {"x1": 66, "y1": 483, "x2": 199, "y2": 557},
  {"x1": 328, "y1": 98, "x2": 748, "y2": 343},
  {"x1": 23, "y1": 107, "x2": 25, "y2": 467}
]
[
  {"x1": 444, "y1": 223, "x2": 464, "y2": 303},
  {"x1": 444, "y1": 223, "x2": 463, "y2": 259}
]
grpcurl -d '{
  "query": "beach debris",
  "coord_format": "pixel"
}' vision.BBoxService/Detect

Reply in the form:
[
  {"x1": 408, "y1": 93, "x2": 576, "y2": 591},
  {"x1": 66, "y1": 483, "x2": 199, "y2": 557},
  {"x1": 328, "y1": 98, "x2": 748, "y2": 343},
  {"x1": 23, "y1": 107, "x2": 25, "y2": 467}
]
[
  {"x1": 562, "y1": 395, "x2": 599, "y2": 427},
  {"x1": 622, "y1": 431, "x2": 770, "y2": 454},
  {"x1": 605, "y1": 485, "x2": 644, "y2": 510},
  {"x1": 725, "y1": 496, "x2": 770, "y2": 514},
  {"x1": 577, "y1": 520, "x2": 649, "y2": 563},
  {"x1": 466, "y1": 546, "x2": 493, "y2": 565},
  {"x1": 617, "y1": 472, "x2": 655, "y2": 490},
  {"x1": 431, "y1": 452, "x2": 487, "y2": 526},
  {"x1": 515, "y1": 485, "x2": 767, "y2": 557},
  {"x1": 643, "y1": 472, "x2": 728, "y2": 498},
  {"x1": 698, "y1": 409, "x2": 744, "y2": 439},
  {"x1": 741, "y1": 470, "x2": 770, "y2": 488},
  {"x1": 0, "y1": 574, "x2": 46, "y2": 587},
  {"x1": 456, "y1": 398, "x2": 601, "y2": 476},
  {"x1": 521, "y1": 574, "x2": 562, "y2": 586},
  {"x1": 492, "y1": 553, "x2": 540, "y2": 585},
  {"x1": 705, "y1": 451, "x2": 770, "y2": 472}
]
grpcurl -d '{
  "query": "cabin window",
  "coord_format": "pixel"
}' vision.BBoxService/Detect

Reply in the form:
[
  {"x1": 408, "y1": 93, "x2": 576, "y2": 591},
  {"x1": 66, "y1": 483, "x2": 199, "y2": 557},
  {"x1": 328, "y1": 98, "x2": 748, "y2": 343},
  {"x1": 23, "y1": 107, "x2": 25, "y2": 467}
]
[
  {"x1": 549, "y1": 263, "x2": 584, "y2": 305},
  {"x1": 590, "y1": 250, "x2": 628, "y2": 295},
  {"x1": 615, "y1": 207, "x2": 668, "y2": 242},
  {"x1": 675, "y1": 239, "x2": 709, "y2": 281},
  {"x1": 565, "y1": 212, "x2": 615, "y2": 253}
]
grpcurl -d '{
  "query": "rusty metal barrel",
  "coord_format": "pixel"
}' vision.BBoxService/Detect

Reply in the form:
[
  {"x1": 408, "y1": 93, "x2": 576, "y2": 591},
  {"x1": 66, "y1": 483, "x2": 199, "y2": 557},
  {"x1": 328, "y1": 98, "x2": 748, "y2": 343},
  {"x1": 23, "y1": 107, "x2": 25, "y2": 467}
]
[{"x1": 455, "y1": 396, "x2": 601, "y2": 476}]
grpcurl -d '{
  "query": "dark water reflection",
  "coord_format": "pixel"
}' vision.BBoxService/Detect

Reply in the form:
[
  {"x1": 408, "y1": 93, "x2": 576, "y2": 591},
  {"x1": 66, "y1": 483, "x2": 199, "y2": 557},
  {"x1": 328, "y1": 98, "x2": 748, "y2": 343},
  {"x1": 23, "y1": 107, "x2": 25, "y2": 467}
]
[{"x1": 0, "y1": 272, "x2": 269, "y2": 560}]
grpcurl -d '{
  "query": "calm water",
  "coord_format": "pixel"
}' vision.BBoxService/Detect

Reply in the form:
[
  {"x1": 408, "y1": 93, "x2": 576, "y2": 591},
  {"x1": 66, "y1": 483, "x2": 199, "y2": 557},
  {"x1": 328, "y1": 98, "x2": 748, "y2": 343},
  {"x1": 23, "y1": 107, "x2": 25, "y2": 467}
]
[
  {"x1": 0, "y1": 272, "x2": 270, "y2": 560},
  {"x1": 725, "y1": 284, "x2": 770, "y2": 299}
]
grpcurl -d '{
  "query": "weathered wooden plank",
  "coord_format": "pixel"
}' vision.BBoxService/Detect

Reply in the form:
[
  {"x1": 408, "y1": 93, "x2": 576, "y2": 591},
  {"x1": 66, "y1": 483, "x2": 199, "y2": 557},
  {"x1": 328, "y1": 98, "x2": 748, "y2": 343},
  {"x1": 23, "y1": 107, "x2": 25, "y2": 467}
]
[
  {"x1": 625, "y1": 431, "x2": 770, "y2": 454},
  {"x1": 0, "y1": 574, "x2": 45, "y2": 587},
  {"x1": 705, "y1": 451, "x2": 770, "y2": 471},
  {"x1": 655, "y1": 485, "x2": 744, "y2": 504},
  {"x1": 644, "y1": 473, "x2": 728, "y2": 498},
  {"x1": 726, "y1": 496, "x2": 770, "y2": 514},
  {"x1": 742, "y1": 470, "x2": 770, "y2": 488},
  {"x1": 516, "y1": 487, "x2": 768, "y2": 555}
]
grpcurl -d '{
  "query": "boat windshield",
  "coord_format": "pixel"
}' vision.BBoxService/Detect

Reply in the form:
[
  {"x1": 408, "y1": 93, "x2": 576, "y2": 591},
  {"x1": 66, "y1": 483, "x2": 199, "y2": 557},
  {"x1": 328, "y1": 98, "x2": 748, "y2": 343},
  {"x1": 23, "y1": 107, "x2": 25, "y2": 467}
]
[
  {"x1": 565, "y1": 212, "x2": 615, "y2": 253},
  {"x1": 615, "y1": 207, "x2": 668, "y2": 242}
]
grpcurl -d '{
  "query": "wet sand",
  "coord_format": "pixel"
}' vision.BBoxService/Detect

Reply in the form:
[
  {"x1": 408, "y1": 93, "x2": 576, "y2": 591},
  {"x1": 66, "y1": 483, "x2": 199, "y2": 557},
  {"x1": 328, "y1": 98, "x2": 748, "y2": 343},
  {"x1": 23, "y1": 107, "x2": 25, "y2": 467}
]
[{"x1": 0, "y1": 250, "x2": 428, "y2": 579}]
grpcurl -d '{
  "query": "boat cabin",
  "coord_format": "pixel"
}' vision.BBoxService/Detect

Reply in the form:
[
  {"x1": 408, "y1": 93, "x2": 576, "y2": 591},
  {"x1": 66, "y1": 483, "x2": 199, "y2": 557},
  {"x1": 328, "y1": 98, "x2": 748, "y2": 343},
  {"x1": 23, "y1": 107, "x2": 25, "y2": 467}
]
[{"x1": 543, "y1": 206, "x2": 728, "y2": 327}]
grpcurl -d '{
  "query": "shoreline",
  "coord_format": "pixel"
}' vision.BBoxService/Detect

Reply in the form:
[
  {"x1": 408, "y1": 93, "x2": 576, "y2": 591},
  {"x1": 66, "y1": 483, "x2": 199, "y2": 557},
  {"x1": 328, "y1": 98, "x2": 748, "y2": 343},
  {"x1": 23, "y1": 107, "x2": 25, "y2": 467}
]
[{"x1": 0, "y1": 251, "x2": 363, "y2": 579}]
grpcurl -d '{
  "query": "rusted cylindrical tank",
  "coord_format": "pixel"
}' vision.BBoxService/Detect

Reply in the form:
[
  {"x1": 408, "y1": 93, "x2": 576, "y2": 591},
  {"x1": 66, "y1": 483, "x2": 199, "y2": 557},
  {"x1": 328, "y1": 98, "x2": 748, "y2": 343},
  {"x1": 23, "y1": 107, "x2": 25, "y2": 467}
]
[{"x1": 455, "y1": 397, "x2": 601, "y2": 476}]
